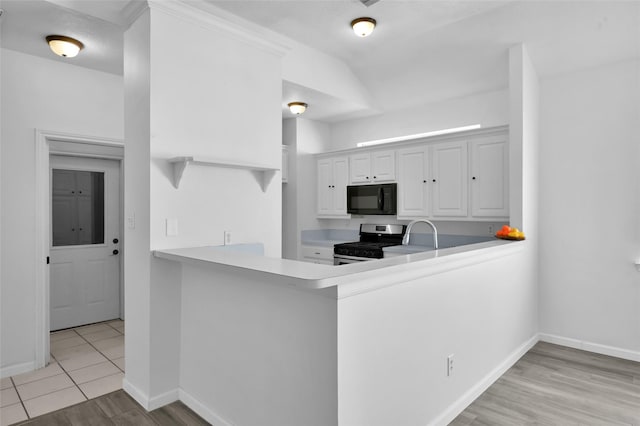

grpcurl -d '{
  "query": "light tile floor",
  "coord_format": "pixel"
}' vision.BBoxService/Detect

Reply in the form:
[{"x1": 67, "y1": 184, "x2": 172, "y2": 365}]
[{"x1": 0, "y1": 319, "x2": 124, "y2": 425}]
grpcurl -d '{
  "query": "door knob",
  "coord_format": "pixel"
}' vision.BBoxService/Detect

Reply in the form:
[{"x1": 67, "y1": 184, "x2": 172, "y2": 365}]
[{"x1": 112, "y1": 249, "x2": 119, "y2": 255}]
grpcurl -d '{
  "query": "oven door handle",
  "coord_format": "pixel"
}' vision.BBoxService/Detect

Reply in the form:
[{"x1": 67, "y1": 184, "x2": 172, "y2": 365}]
[{"x1": 378, "y1": 187, "x2": 384, "y2": 211}]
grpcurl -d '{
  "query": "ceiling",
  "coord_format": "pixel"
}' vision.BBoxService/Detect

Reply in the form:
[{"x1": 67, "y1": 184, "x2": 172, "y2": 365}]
[{"x1": 1, "y1": 0, "x2": 638, "y2": 122}]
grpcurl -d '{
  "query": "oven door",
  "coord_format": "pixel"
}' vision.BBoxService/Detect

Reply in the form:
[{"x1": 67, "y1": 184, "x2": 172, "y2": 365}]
[{"x1": 333, "y1": 254, "x2": 371, "y2": 265}]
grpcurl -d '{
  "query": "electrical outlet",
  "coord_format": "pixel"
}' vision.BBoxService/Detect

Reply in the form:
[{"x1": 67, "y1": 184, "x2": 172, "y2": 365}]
[
  {"x1": 447, "y1": 354, "x2": 454, "y2": 377},
  {"x1": 488, "y1": 224, "x2": 494, "y2": 235},
  {"x1": 224, "y1": 231, "x2": 232, "y2": 245}
]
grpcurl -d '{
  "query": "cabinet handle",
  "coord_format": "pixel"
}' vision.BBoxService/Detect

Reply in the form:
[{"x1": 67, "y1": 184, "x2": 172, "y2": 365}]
[
  {"x1": 113, "y1": 238, "x2": 119, "y2": 244},
  {"x1": 112, "y1": 249, "x2": 119, "y2": 255},
  {"x1": 432, "y1": 179, "x2": 436, "y2": 183},
  {"x1": 472, "y1": 176, "x2": 477, "y2": 180},
  {"x1": 423, "y1": 180, "x2": 427, "y2": 183},
  {"x1": 328, "y1": 185, "x2": 331, "y2": 188},
  {"x1": 366, "y1": 176, "x2": 369, "y2": 180},
  {"x1": 373, "y1": 176, "x2": 377, "y2": 179}
]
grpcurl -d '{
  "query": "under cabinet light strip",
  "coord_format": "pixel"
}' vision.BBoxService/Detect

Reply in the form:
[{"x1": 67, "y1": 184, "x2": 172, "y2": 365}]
[{"x1": 356, "y1": 124, "x2": 482, "y2": 148}]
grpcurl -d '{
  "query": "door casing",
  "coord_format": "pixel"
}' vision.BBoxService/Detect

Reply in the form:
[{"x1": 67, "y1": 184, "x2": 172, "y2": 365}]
[{"x1": 35, "y1": 130, "x2": 124, "y2": 369}]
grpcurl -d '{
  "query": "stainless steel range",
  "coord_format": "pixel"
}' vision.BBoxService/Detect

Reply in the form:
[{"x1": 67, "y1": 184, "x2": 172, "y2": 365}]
[{"x1": 333, "y1": 224, "x2": 406, "y2": 265}]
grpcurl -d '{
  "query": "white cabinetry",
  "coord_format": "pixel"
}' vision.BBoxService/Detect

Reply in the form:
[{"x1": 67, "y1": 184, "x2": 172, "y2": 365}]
[
  {"x1": 431, "y1": 141, "x2": 468, "y2": 217},
  {"x1": 397, "y1": 147, "x2": 430, "y2": 217},
  {"x1": 470, "y1": 135, "x2": 509, "y2": 217},
  {"x1": 317, "y1": 156, "x2": 349, "y2": 217},
  {"x1": 349, "y1": 150, "x2": 396, "y2": 184}
]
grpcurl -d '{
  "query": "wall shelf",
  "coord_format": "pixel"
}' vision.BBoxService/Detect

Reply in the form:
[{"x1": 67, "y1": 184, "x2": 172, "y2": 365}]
[{"x1": 168, "y1": 156, "x2": 279, "y2": 191}]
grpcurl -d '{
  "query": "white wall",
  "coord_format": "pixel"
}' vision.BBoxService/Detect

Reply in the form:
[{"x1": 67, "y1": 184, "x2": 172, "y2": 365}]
[
  {"x1": 282, "y1": 117, "x2": 331, "y2": 259},
  {"x1": 123, "y1": 2, "x2": 283, "y2": 406},
  {"x1": 0, "y1": 48, "x2": 123, "y2": 376},
  {"x1": 338, "y1": 247, "x2": 538, "y2": 425},
  {"x1": 538, "y1": 59, "x2": 640, "y2": 356},
  {"x1": 330, "y1": 89, "x2": 508, "y2": 151}
]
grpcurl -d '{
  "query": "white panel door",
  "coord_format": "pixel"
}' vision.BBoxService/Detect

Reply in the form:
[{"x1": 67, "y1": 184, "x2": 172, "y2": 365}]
[
  {"x1": 349, "y1": 153, "x2": 371, "y2": 183},
  {"x1": 397, "y1": 147, "x2": 429, "y2": 217},
  {"x1": 372, "y1": 150, "x2": 396, "y2": 182},
  {"x1": 50, "y1": 155, "x2": 121, "y2": 331},
  {"x1": 317, "y1": 159, "x2": 333, "y2": 215},
  {"x1": 432, "y1": 141, "x2": 468, "y2": 217},
  {"x1": 471, "y1": 136, "x2": 509, "y2": 217},
  {"x1": 332, "y1": 157, "x2": 349, "y2": 214}
]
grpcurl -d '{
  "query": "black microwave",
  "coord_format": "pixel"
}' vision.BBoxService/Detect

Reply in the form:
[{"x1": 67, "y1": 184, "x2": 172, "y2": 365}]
[{"x1": 347, "y1": 183, "x2": 397, "y2": 215}]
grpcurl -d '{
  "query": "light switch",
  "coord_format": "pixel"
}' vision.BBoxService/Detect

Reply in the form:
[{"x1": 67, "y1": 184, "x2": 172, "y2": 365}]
[{"x1": 166, "y1": 218, "x2": 178, "y2": 236}]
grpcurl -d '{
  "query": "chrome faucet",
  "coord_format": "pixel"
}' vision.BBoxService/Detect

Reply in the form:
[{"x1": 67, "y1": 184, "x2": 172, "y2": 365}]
[{"x1": 402, "y1": 219, "x2": 438, "y2": 250}]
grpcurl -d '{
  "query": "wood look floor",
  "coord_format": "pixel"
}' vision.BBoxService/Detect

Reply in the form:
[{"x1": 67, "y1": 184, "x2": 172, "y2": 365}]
[
  {"x1": 10, "y1": 390, "x2": 209, "y2": 426},
  {"x1": 450, "y1": 341, "x2": 640, "y2": 425},
  {"x1": 8, "y1": 341, "x2": 639, "y2": 426}
]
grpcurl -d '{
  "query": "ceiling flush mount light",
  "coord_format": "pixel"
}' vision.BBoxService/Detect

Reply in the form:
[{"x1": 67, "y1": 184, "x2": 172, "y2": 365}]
[
  {"x1": 288, "y1": 102, "x2": 308, "y2": 115},
  {"x1": 351, "y1": 17, "x2": 376, "y2": 37},
  {"x1": 46, "y1": 35, "x2": 84, "y2": 58}
]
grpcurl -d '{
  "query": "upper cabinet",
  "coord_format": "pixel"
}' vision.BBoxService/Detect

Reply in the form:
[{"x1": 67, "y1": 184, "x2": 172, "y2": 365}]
[
  {"x1": 397, "y1": 146, "x2": 430, "y2": 217},
  {"x1": 349, "y1": 150, "x2": 396, "y2": 184},
  {"x1": 470, "y1": 134, "x2": 509, "y2": 217},
  {"x1": 431, "y1": 141, "x2": 468, "y2": 217},
  {"x1": 317, "y1": 156, "x2": 349, "y2": 218},
  {"x1": 315, "y1": 126, "x2": 509, "y2": 221}
]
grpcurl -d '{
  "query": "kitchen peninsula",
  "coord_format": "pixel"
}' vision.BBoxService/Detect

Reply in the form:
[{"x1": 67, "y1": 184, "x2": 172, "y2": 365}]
[{"x1": 152, "y1": 239, "x2": 533, "y2": 426}]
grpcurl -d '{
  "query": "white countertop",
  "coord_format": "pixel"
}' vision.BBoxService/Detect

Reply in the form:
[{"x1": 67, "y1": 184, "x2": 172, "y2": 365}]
[{"x1": 153, "y1": 239, "x2": 523, "y2": 297}]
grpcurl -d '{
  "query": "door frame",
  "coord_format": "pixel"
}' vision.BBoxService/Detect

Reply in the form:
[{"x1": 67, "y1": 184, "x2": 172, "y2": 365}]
[{"x1": 35, "y1": 130, "x2": 124, "y2": 369}]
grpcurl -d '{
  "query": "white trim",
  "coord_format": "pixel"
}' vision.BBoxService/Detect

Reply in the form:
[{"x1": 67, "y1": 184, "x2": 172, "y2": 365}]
[
  {"x1": 149, "y1": 388, "x2": 180, "y2": 411},
  {"x1": 429, "y1": 334, "x2": 540, "y2": 426},
  {"x1": 148, "y1": 0, "x2": 290, "y2": 58},
  {"x1": 539, "y1": 333, "x2": 640, "y2": 362},
  {"x1": 1, "y1": 361, "x2": 37, "y2": 379},
  {"x1": 179, "y1": 388, "x2": 234, "y2": 426},
  {"x1": 34, "y1": 129, "x2": 124, "y2": 369},
  {"x1": 122, "y1": 378, "x2": 151, "y2": 410}
]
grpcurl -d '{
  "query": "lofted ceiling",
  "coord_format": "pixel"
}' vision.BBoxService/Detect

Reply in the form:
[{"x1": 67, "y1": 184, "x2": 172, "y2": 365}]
[{"x1": 1, "y1": 0, "x2": 638, "y2": 122}]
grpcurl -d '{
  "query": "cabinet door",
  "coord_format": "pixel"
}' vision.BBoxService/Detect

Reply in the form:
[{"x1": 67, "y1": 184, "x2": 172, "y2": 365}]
[
  {"x1": 471, "y1": 136, "x2": 509, "y2": 217},
  {"x1": 397, "y1": 147, "x2": 429, "y2": 217},
  {"x1": 372, "y1": 150, "x2": 396, "y2": 182},
  {"x1": 317, "y1": 159, "x2": 333, "y2": 215},
  {"x1": 432, "y1": 141, "x2": 468, "y2": 217},
  {"x1": 332, "y1": 157, "x2": 349, "y2": 214},
  {"x1": 349, "y1": 153, "x2": 371, "y2": 183}
]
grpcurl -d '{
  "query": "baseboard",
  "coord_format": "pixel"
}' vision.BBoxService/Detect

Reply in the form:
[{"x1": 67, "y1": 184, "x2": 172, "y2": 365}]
[
  {"x1": 179, "y1": 388, "x2": 233, "y2": 426},
  {"x1": 149, "y1": 388, "x2": 179, "y2": 410},
  {"x1": 539, "y1": 333, "x2": 640, "y2": 362},
  {"x1": 122, "y1": 379, "x2": 180, "y2": 411},
  {"x1": 122, "y1": 379, "x2": 151, "y2": 410},
  {"x1": 429, "y1": 334, "x2": 540, "y2": 426},
  {"x1": 1, "y1": 361, "x2": 37, "y2": 379}
]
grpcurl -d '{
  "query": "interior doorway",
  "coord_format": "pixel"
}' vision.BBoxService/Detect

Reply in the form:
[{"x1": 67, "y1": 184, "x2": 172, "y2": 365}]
[
  {"x1": 49, "y1": 155, "x2": 121, "y2": 331},
  {"x1": 35, "y1": 130, "x2": 124, "y2": 369}
]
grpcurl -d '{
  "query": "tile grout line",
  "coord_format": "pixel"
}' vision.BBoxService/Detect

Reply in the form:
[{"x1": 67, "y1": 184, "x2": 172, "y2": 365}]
[
  {"x1": 76, "y1": 323, "x2": 125, "y2": 374},
  {"x1": 49, "y1": 348, "x2": 91, "y2": 403},
  {"x1": 10, "y1": 375, "x2": 31, "y2": 420}
]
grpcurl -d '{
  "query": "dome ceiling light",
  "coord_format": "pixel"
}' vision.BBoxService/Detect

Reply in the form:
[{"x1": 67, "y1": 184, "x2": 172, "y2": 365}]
[
  {"x1": 46, "y1": 35, "x2": 84, "y2": 58},
  {"x1": 351, "y1": 17, "x2": 376, "y2": 37},
  {"x1": 288, "y1": 102, "x2": 308, "y2": 115}
]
